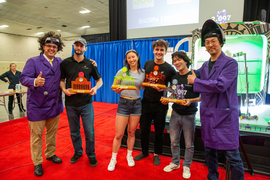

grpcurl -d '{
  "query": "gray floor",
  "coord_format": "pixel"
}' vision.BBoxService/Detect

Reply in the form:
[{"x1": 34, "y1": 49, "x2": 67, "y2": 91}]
[{"x1": 0, "y1": 81, "x2": 27, "y2": 123}]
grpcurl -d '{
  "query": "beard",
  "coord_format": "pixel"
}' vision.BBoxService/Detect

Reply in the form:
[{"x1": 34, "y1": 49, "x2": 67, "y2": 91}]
[{"x1": 75, "y1": 50, "x2": 84, "y2": 55}]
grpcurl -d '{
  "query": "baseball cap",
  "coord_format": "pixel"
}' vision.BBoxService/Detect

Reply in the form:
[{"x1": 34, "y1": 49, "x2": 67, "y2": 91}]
[{"x1": 74, "y1": 38, "x2": 87, "y2": 46}]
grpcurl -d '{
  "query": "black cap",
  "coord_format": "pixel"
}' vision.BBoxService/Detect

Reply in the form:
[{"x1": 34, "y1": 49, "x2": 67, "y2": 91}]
[{"x1": 201, "y1": 19, "x2": 225, "y2": 47}]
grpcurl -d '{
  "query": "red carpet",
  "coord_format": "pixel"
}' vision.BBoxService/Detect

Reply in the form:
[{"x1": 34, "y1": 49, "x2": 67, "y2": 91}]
[{"x1": 0, "y1": 102, "x2": 269, "y2": 180}]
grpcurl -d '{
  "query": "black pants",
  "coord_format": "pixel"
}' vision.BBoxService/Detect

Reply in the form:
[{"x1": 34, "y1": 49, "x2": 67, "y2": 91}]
[
  {"x1": 139, "y1": 99, "x2": 168, "y2": 156},
  {"x1": 8, "y1": 94, "x2": 23, "y2": 113}
]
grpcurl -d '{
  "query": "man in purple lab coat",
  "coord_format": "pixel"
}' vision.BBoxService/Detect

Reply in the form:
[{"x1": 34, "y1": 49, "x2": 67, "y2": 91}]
[
  {"x1": 20, "y1": 31, "x2": 65, "y2": 177},
  {"x1": 187, "y1": 20, "x2": 244, "y2": 180}
]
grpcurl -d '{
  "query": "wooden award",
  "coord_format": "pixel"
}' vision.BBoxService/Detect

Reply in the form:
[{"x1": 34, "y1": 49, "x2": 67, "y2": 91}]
[
  {"x1": 69, "y1": 72, "x2": 92, "y2": 94},
  {"x1": 160, "y1": 83, "x2": 185, "y2": 104},
  {"x1": 142, "y1": 65, "x2": 167, "y2": 89},
  {"x1": 111, "y1": 67, "x2": 137, "y2": 90}
]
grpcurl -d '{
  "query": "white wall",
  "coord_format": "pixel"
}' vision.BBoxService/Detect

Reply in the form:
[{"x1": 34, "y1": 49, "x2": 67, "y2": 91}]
[{"x1": 0, "y1": 33, "x2": 77, "y2": 75}]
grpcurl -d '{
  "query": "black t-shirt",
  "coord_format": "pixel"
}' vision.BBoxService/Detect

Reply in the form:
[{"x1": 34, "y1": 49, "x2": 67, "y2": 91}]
[
  {"x1": 60, "y1": 56, "x2": 101, "y2": 107},
  {"x1": 209, "y1": 60, "x2": 216, "y2": 73},
  {"x1": 143, "y1": 60, "x2": 176, "y2": 101},
  {"x1": 171, "y1": 71, "x2": 200, "y2": 115}
]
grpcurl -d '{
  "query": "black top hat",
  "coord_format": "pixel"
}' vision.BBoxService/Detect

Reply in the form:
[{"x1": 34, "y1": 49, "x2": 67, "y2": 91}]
[{"x1": 201, "y1": 19, "x2": 226, "y2": 47}]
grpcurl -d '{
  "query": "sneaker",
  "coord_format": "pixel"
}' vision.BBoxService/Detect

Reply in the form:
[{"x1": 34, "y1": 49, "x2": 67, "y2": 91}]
[
  {"x1": 89, "y1": 157, "x2": 97, "y2": 167},
  {"x1": 183, "y1": 166, "x2": 191, "y2": 179},
  {"x1": 108, "y1": 158, "x2": 117, "y2": 171},
  {"x1": 127, "y1": 155, "x2": 135, "y2": 167},
  {"x1": 153, "y1": 155, "x2": 161, "y2": 165},
  {"x1": 70, "y1": 154, "x2": 82, "y2": 164},
  {"x1": 134, "y1": 153, "x2": 148, "y2": 161},
  {"x1": 163, "y1": 162, "x2": 180, "y2": 172}
]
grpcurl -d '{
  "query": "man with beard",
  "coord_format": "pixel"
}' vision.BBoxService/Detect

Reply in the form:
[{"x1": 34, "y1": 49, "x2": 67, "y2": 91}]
[
  {"x1": 187, "y1": 19, "x2": 244, "y2": 180},
  {"x1": 60, "y1": 38, "x2": 103, "y2": 167},
  {"x1": 20, "y1": 31, "x2": 64, "y2": 177}
]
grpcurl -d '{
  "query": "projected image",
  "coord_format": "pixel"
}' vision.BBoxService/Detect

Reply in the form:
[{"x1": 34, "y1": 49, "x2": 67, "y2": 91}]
[
  {"x1": 127, "y1": 0, "x2": 199, "y2": 30},
  {"x1": 127, "y1": 0, "x2": 244, "y2": 39}
]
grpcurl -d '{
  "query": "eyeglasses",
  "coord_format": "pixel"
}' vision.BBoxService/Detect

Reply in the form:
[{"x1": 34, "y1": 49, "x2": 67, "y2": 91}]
[{"x1": 44, "y1": 45, "x2": 58, "y2": 49}]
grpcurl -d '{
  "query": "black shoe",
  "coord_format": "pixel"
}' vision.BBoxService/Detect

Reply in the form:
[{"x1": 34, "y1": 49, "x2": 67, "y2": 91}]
[
  {"x1": 153, "y1": 155, "x2": 161, "y2": 166},
  {"x1": 34, "y1": 164, "x2": 43, "y2": 177},
  {"x1": 70, "y1": 154, "x2": 82, "y2": 164},
  {"x1": 134, "y1": 153, "x2": 148, "y2": 161},
  {"x1": 46, "y1": 155, "x2": 62, "y2": 164},
  {"x1": 89, "y1": 157, "x2": 97, "y2": 167}
]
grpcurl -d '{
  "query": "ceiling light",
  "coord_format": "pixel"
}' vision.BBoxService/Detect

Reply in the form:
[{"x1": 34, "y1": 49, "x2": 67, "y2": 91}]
[
  {"x1": 37, "y1": 32, "x2": 44, "y2": 35},
  {"x1": 57, "y1": 30, "x2": 61, "y2": 32},
  {"x1": 81, "y1": 26, "x2": 90, "y2": 28},
  {"x1": 0, "y1": 25, "x2": 9, "y2": 28},
  {"x1": 79, "y1": 10, "x2": 90, "y2": 14},
  {"x1": 0, "y1": 0, "x2": 6, "y2": 3}
]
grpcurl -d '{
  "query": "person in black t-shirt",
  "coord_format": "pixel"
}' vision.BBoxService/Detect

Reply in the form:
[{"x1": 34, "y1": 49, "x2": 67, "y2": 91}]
[
  {"x1": 0, "y1": 63, "x2": 25, "y2": 114},
  {"x1": 60, "y1": 38, "x2": 103, "y2": 167},
  {"x1": 162, "y1": 51, "x2": 200, "y2": 179},
  {"x1": 134, "y1": 39, "x2": 176, "y2": 165}
]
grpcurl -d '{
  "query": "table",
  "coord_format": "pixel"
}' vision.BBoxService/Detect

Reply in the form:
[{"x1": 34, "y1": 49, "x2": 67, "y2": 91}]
[{"x1": 0, "y1": 89, "x2": 27, "y2": 119}]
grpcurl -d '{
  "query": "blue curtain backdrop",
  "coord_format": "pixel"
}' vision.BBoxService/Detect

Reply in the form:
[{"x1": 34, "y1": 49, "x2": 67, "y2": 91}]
[{"x1": 72, "y1": 37, "x2": 188, "y2": 104}]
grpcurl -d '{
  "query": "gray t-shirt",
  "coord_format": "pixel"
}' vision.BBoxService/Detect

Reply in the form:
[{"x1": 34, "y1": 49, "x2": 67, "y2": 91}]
[{"x1": 115, "y1": 69, "x2": 145, "y2": 98}]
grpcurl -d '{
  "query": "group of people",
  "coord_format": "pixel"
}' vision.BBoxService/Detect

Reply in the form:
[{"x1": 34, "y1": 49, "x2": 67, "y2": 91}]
[
  {"x1": 108, "y1": 19, "x2": 244, "y2": 180},
  {"x1": 1, "y1": 19, "x2": 244, "y2": 179}
]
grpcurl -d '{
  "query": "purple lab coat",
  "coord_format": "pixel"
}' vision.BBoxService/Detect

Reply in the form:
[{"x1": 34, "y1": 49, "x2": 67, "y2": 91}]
[
  {"x1": 193, "y1": 52, "x2": 239, "y2": 150},
  {"x1": 20, "y1": 53, "x2": 63, "y2": 121}
]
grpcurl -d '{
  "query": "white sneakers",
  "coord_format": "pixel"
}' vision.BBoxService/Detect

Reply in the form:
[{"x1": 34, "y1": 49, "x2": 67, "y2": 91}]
[
  {"x1": 107, "y1": 158, "x2": 117, "y2": 171},
  {"x1": 182, "y1": 166, "x2": 191, "y2": 179},
  {"x1": 163, "y1": 163, "x2": 191, "y2": 179},
  {"x1": 108, "y1": 156, "x2": 135, "y2": 171},
  {"x1": 163, "y1": 162, "x2": 180, "y2": 172},
  {"x1": 127, "y1": 155, "x2": 135, "y2": 167}
]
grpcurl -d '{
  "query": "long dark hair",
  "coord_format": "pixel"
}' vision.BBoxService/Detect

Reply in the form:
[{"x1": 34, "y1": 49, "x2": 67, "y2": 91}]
[{"x1": 124, "y1": 49, "x2": 143, "y2": 73}]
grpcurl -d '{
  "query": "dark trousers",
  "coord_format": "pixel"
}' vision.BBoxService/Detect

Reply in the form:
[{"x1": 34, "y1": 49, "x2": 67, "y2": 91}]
[
  {"x1": 139, "y1": 99, "x2": 168, "y2": 156},
  {"x1": 205, "y1": 147, "x2": 244, "y2": 180},
  {"x1": 8, "y1": 94, "x2": 23, "y2": 113}
]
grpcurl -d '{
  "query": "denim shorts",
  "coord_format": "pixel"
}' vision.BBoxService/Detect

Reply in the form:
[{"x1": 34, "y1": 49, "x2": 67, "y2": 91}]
[{"x1": 117, "y1": 97, "x2": 142, "y2": 116}]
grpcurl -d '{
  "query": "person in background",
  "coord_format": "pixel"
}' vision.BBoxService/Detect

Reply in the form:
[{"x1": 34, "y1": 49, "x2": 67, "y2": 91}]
[
  {"x1": 134, "y1": 39, "x2": 176, "y2": 165},
  {"x1": 20, "y1": 31, "x2": 65, "y2": 177},
  {"x1": 60, "y1": 38, "x2": 103, "y2": 167},
  {"x1": 0, "y1": 63, "x2": 25, "y2": 114},
  {"x1": 108, "y1": 49, "x2": 145, "y2": 171},
  {"x1": 187, "y1": 19, "x2": 244, "y2": 180},
  {"x1": 162, "y1": 51, "x2": 200, "y2": 179}
]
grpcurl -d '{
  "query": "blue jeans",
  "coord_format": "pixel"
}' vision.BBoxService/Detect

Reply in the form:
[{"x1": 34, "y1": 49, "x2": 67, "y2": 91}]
[
  {"x1": 66, "y1": 103, "x2": 95, "y2": 158},
  {"x1": 116, "y1": 97, "x2": 142, "y2": 116},
  {"x1": 169, "y1": 110, "x2": 195, "y2": 167},
  {"x1": 205, "y1": 147, "x2": 244, "y2": 180}
]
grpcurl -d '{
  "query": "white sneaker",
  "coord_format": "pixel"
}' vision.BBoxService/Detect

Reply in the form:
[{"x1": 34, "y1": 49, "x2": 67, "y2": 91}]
[
  {"x1": 107, "y1": 158, "x2": 117, "y2": 171},
  {"x1": 127, "y1": 155, "x2": 135, "y2": 167},
  {"x1": 182, "y1": 166, "x2": 191, "y2": 179},
  {"x1": 163, "y1": 162, "x2": 180, "y2": 172}
]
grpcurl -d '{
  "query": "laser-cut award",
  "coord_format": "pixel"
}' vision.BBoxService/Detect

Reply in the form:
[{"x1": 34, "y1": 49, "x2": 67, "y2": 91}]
[
  {"x1": 111, "y1": 67, "x2": 136, "y2": 90},
  {"x1": 142, "y1": 65, "x2": 166, "y2": 89},
  {"x1": 69, "y1": 72, "x2": 92, "y2": 94},
  {"x1": 160, "y1": 79, "x2": 185, "y2": 104}
]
